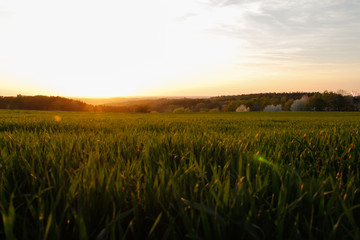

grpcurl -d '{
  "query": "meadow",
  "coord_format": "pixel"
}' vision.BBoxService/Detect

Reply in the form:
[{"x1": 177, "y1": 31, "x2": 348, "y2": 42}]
[{"x1": 0, "y1": 110, "x2": 359, "y2": 239}]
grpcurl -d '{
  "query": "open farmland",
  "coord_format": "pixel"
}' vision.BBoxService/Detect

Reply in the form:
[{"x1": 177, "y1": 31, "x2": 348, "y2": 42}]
[{"x1": 0, "y1": 110, "x2": 360, "y2": 239}]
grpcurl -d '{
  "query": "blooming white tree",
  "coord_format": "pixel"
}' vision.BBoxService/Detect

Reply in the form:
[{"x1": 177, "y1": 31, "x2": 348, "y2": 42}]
[
  {"x1": 263, "y1": 104, "x2": 282, "y2": 111},
  {"x1": 290, "y1": 95, "x2": 308, "y2": 111},
  {"x1": 236, "y1": 104, "x2": 250, "y2": 112}
]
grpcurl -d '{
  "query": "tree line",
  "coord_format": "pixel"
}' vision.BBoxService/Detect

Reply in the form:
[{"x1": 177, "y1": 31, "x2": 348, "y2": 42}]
[{"x1": 0, "y1": 91, "x2": 359, "y2": 113}]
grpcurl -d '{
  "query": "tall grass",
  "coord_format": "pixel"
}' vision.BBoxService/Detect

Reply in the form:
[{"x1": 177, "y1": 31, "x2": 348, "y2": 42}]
[{"x1": 0, "y1": 110, "x2": 359, "y2": 239}]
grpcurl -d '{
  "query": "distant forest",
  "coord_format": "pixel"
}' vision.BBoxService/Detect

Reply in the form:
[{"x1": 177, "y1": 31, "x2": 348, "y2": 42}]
[{"x1": 1, "y1": 92, "x2": 359, "y2": 113}]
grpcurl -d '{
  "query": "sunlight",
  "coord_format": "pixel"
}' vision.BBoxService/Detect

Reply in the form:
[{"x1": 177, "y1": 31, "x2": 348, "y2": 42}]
[
  {"x1": 1, "y1": 0, "x2": 359, "y2": 96},
  {"x1": 0, "y1": 0, "x2": 241, "y2": 97}
]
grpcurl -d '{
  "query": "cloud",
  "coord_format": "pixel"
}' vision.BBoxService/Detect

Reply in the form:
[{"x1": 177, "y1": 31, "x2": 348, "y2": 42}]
[{"x1": 200, "y1": 0, "x2": 360, "y2": 68}]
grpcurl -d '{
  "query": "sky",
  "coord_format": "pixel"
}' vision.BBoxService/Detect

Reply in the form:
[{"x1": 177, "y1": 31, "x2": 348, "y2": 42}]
[{"x1": 1, "y1": 0, "x2": 359, "y2": 97}]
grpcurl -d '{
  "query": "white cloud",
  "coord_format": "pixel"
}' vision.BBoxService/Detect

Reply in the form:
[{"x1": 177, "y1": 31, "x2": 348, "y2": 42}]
[{"x1": 206, "y1": 0, "x2": 360, "y2": 67}]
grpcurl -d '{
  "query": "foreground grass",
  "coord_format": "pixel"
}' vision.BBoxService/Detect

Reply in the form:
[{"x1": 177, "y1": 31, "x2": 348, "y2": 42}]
[{"x1": 0, "y1": 110, "x2": 360, "y2": 239}]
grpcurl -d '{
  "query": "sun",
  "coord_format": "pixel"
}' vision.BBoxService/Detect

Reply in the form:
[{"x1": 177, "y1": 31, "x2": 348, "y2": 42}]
[{"x1": 2, "y1": 0, "x2": 241, "y2": 98}]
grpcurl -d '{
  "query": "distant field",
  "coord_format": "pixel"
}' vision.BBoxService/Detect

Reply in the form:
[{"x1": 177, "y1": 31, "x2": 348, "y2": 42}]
[{"x1": 0, "y1": 110, "x2": 359, "y2": 239}]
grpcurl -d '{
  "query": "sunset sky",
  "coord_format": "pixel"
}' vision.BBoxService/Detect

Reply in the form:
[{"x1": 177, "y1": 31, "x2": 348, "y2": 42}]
[{"x1": 1, "y1": 0, "x2": 359, "y2": 97}]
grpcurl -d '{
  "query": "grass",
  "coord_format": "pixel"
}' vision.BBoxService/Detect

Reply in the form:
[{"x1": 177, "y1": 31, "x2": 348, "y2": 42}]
[{"x1": 0, "y1": 110, "x2": 360, "y2": 239}]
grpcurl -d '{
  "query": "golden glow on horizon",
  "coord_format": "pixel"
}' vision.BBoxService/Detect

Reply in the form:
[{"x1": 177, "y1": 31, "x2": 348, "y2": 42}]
[
  {"x1": 1, "y1": 0, "x2": 241, "y2": 97},
  {"x1": 0, "y1": 0, "x2": 359, "y2": 97}
]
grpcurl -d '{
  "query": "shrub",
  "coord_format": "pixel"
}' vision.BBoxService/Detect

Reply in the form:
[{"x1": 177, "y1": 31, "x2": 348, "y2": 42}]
[
  {"x1": 290, "y1": 95, "x2": 308, "y2": 111},
  {"x1": 173, "y1": 107, "x2": 185, "y2": 113},
  {"x1": 236, "y1": 104, "x2": 250, "y2": 112},
  {"x1": 263, "y1": 104, "x2": 282, "y2": 111}
]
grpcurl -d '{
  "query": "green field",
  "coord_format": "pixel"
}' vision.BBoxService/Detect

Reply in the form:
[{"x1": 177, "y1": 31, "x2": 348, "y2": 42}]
[{"x1": 0, "y1": 110, "x2": 360, "y2": 239}]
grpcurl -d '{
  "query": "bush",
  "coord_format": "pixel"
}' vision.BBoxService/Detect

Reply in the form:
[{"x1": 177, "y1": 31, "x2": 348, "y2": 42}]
[
  {"x1": 264, "y1": 104, "x2": 282, "y2": 111},
  {"x1": 236, "y1": 105, "x2": 250, "y2": 112},
  {"x1": 199, "y1": 108, "x2": 209, "y2": 112},
  {"x1": 290, "y1": 95, "x2": 308, "y2": 111},
  {"x1": 173, "y1": 107, "x2": 185, "y2": 113}
]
